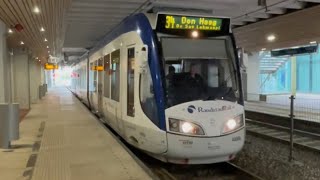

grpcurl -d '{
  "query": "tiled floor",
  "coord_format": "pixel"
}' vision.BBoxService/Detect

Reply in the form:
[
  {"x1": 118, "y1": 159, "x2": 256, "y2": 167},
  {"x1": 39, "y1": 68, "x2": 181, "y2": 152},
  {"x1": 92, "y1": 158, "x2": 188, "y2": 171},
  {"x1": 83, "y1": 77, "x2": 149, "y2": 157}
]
[
  {"x1": 19, "y1": 109, "x2": 30, "y2": 122},
  {"x1": 0, "y1": 87, "x2": 151, "y2": 180}
]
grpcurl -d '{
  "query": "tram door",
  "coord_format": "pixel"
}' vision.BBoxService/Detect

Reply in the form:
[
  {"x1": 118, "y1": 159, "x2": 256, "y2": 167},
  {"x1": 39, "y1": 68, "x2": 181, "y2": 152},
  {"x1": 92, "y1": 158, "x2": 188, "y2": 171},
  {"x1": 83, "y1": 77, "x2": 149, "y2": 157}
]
[
  {"x1": 121, "y1": 46, "x2": 136, "y2": 137},
  {"x1": 97, "y1": 58, "x2": 104, "y2": 114},
  {"x1": 127, "y1": 47, "x2": 135, "y2": 118}
]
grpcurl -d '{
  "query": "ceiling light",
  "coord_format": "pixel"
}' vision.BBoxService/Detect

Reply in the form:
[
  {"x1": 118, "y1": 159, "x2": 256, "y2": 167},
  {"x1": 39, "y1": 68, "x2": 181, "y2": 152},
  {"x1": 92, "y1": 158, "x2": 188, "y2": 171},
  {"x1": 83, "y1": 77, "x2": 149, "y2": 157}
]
[
  {"x1": 310, "y1": 41, "x2": 317, "y2": 44},
  {"x1": 36, "y1": 57, "x2": 39, "y2": 59},
  {"x1": 8, "y1": 29, "x2": 13, "y2": 34},
  {"x1": 20, "y1": 41, "x2": 24, "y2": 45},
  {"x1": 261, "y1": 48, "x2": 266, "y2": 51},
  {"x1": 48, "y1": 51, "x2": 50, "y2": 53},
  {"x1": 33, "y1": 6, "x2": 40, "y2": 14},
  {"x1": 191, "y1": 30, "x2": 199, "y2": 38},
  {"x1": 267, "y1": 34, "x2": 276, "y2": 42},
  {"x1": 44, "y1": 38, "x2": 48, "y2": 42},
  {"x1": 47, "y1": 46, "x2": 49, "y2": 48},
  {"x1": 40, "y1": 27, "x2": 45, "y2": 32}
]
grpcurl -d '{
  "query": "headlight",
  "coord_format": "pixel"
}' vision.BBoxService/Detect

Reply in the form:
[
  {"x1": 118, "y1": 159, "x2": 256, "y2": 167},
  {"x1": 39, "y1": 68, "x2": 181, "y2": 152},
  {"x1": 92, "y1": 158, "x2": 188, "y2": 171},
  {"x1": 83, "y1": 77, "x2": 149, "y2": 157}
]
[
  {"x1": 169, "y1": 118, "x2": 205, "y2": 135},
  {"x1": 222, "y1": 114, "x2": 244, "y2": 134}
]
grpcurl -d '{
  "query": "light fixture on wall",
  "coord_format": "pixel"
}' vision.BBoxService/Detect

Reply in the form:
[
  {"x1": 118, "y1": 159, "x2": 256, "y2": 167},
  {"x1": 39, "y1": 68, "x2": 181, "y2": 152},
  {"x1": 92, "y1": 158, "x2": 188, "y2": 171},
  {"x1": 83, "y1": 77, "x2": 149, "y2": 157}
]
[
  {"x1": 40, "y1": 27, "x2": 45, "y2": 32},
  {"x1": 33, "y1": 6, "x2": 40, "y2": 14},
  {"x1": 44, "y1": 38, "x2": 48, "y2": 42},
  {"x1": 310, "y1": 41, "x2": 317, "y2": 44},
  {"x1": 267, "y1": 34, "x2": 276, "y2": 42},
  {"x1": 8, "y1": 29, "x2": 13, "y2": 34},
  {"x1": 20, "y1": 41, "x2": 24, "y2": 45}
]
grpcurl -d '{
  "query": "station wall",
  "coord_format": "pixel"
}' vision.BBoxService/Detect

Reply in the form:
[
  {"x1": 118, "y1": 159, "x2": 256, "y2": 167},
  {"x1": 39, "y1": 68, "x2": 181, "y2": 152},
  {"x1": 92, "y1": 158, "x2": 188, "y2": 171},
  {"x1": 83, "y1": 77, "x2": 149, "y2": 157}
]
[{"x1": 260, "y1": 47, "x2": 320, "y2": 94}]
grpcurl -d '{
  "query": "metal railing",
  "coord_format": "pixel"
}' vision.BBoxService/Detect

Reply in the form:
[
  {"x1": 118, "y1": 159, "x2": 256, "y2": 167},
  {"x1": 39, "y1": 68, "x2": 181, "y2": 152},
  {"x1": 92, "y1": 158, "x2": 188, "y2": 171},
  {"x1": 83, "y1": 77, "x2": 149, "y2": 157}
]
[
  {"x1": 246, "y1": 93, "x2": 320, "y2": 123},
  {"x1": 245, "y1": 93, "x2": 320, "y2": 161}
]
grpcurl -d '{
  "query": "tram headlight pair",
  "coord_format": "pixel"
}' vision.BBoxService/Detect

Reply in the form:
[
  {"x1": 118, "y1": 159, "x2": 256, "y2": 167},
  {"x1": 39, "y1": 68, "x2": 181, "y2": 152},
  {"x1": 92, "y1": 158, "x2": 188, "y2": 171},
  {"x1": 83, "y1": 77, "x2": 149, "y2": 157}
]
[
  {"x1": 222, "y1": 114, "x2": 244, "y2": 134},
  {"x1": 169, "y1": 118, "x2": 205, "y2": 135}
]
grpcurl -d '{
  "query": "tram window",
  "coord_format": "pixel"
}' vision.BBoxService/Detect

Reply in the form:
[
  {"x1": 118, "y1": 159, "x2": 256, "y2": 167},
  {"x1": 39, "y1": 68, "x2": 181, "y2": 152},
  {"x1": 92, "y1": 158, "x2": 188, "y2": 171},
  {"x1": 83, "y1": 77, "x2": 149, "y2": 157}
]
[
  {"x1": 104, "y1": 54, "x2": 111, "y2": 98},
  {"x1": 127, "y1": 48, "x2": 135, "y2": 117},
  {"x1": 111, "y1": 50, "x2": 120, "y2": 102},
  {"x1": 140, "y1": 63, "x2": 159, "y2": 126},
  {"x1": 93, "y1": 60, "x2": 98, "y2": 93},
  {"x1": 90, "y1": 62, "x2": 95, "y2": 92}
]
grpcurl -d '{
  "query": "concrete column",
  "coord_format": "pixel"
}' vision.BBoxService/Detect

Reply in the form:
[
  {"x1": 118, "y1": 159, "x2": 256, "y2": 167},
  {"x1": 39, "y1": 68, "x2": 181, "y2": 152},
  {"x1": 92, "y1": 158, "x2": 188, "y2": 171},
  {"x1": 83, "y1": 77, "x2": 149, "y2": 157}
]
[
  {"x1": 0, "y1": 20, "x2": 10, "y2": 103},
  {"x1": 12, "y1": 48, "x2": 30, "y2": 109},
  {"x1": 29, "y1": 58, "x2": 41, "y2": 103},
  {"x1": 40, "y1": 65, "x2": 45, "y2": 85},
  {"x1": 247, "y1": 52, "x2": 260, "y2": 101},
  {"x1": 46, "y1": 70, "x2": 52, "y2": 88}
]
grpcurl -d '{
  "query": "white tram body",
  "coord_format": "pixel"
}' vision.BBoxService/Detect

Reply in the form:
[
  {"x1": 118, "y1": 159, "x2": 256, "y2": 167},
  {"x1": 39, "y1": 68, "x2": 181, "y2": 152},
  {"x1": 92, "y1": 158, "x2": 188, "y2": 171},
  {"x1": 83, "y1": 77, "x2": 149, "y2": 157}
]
[{"x1": 70, "y1": 13, "x2": 245, "y2": 164}]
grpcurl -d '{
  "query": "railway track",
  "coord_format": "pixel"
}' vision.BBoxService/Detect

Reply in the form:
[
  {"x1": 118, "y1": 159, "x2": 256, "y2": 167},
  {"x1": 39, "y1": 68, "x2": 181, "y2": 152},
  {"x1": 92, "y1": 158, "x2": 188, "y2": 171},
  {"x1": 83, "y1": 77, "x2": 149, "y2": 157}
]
[
  {"x1": 131, "y1": 145, "x2": 261, "y2": 180},
  {"x1": 246, "y1": 118, "x2": 320, "y2": 152}
]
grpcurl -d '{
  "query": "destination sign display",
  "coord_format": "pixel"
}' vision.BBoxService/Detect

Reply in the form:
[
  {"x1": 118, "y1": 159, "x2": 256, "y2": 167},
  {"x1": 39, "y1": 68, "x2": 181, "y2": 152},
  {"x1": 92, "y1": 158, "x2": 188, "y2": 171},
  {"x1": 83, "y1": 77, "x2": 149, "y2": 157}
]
[
  {"x1": 44, "y1": 63, "x2": 58, "y2": 70},
  {"x1": 91, "y1": 66, "x2": 104, "y2": 71},
  {"x1": 164, "y1": 15, "x2": 222, "y2": 31},
  {"x1": 156, "y1": 14, "x2": 230, "y2": 37},
  {"x1": 271, "y1": 45, "x2": 318, "y2": 57}
]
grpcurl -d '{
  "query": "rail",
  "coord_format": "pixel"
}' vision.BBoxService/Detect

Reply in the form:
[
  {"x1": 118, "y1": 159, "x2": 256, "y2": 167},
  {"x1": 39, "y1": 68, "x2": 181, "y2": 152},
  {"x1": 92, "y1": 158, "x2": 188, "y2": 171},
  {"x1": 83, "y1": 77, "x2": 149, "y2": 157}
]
[{"x1": 246, "y1": 118, "x2": 320, "y2": 153}]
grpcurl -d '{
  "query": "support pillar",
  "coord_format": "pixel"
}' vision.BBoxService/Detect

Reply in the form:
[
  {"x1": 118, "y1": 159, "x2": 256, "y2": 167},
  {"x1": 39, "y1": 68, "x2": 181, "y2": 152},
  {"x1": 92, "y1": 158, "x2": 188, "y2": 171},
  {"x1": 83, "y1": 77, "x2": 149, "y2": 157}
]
[
  {"x1": 0, "y1": 20, "x2": 19, "y2": 149},
  {"x1": 291, "y1": 56, "x2": 297, "y2": 96},
  {"x1": 12, "y1": 48, "x2": 30, "y2": 109},
  {"x1": 29, "y1": 58, "x2": 42, "y2": 103},
  {"x1": 247, "y1": 52, "x2": 260, "y2": 101},
  {"x1": 0, "y1": 20, "x2": 9, "y2": 103}
]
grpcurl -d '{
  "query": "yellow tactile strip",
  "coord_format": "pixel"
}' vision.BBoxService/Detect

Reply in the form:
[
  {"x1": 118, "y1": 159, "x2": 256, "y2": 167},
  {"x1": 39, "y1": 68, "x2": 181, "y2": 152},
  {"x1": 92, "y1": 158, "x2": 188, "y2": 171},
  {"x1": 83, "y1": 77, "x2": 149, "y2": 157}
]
[{"x1": 30, "y1": 88, "x2": 151, "y2": 180}]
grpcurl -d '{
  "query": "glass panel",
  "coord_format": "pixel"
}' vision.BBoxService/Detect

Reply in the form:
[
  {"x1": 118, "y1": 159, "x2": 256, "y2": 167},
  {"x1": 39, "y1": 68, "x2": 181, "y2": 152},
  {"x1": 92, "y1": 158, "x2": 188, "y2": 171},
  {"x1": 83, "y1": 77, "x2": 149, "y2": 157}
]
[
  {"x1": 104, "y1": 54, "x2": 111, "y2": 98},
  {"x1": 98, "y1": 58, "x2": 103, "y2": 94},
  {"x1": 89, "y1": 62, "x2": 95, "y2": 92},
  {"x1": 93, "y1": 61, "x2": 97, "y2": 93},
  {"x1": 127, "y1": 48, "x2": 135, "y2": 117},
  {"x1": 161, "y1": 37, "x2": 238, "y2": 108},
  {"x1": 140, "y1": 62, "x2": 159, "y2": 126},
  {"x1": 111, "y1": 50, "x2": 120, "y2": 101}
]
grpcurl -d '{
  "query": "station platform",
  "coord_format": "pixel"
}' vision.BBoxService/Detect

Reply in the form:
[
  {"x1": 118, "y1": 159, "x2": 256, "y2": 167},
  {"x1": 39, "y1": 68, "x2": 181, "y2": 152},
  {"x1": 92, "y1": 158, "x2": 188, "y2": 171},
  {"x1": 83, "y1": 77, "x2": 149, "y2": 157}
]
[
  {"x1": 245, "y1": 93, "x2": 320, "y2": 123},
  {"x1": 0, "y1": 87, "x2": 152, "y2": 180}
]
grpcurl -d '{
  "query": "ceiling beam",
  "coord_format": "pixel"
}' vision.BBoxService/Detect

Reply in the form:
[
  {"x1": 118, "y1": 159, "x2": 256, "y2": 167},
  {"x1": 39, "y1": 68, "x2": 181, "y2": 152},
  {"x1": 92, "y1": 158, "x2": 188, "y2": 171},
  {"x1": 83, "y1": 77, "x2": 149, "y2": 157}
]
[
  {"x1": 265, "y1": 8, "x2": 287, "y2": 15},
  {"x1": 300, "y1": 0, "x2": 320, "y2": 2},
  {"x1": 231, "y1": 21, "x2": 247, "y2": 26},
  {"x1": 71, "y1": 2, "x2": 142, "y2": 9},
  {"x1": 250, "y1": 12, "x2": 271, "y2": 19}
]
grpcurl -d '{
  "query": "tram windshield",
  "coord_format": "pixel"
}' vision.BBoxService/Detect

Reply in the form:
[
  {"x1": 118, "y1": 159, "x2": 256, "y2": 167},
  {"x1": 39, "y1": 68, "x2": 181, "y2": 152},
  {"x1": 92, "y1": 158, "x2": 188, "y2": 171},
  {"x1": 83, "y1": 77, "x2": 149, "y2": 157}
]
[{"x1": 161, "y1": 37, "x2": 239, "y2": 108}]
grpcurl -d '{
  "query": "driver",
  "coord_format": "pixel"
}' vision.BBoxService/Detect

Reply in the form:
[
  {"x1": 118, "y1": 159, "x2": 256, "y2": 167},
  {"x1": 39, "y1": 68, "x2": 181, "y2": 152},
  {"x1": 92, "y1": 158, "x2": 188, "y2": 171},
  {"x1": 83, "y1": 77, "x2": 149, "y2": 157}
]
[{"x1": 187, "y1": 63, "x2": 204, "y2": 88}]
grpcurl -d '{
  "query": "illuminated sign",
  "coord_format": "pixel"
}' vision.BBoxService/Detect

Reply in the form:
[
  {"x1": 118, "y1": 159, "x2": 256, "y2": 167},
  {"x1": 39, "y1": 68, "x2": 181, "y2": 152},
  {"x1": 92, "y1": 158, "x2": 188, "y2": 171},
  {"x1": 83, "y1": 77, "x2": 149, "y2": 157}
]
[
  {"x1": 164, "y1": 15, "x2": 222, "y2": 31},
  {"x1": 271, "y1": 45, "x2": 318, "y2": 57},
  {"x1": 91, "y1": 66, "x2": 104, "y2": 71},
  {"x1": 44, "y1": 63, "x2": 58, "y2": 70},
  {"x1": 156, "y1": 14, "x2": 230, "y2": 37}
]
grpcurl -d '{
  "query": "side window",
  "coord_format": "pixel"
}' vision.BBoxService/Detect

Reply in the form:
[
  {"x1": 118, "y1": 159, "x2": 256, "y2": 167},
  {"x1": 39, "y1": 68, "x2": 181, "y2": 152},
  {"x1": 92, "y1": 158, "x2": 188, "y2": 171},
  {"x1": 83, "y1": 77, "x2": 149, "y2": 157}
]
[
  {"x1": 140, "y1": 62, "x2": 159, "y2": 126},
  {"x1": 93, "y1": 60, "x2": 98, "y2": 93},
  {"x1": 111, "y1": 50, "x2": 120, "y2": 101},
  {"x1": 104, "y1": 54, "x2": 110, "y2": 98},
  {"x1": 208, "y1": 64, "x2": 219, "y2": 87},
  {"x1": 127, "y1": 48, "x2": 135, "y2": 117},
  {"x1": 90, "y1": 62, "x2": 95, "y2": 92}
]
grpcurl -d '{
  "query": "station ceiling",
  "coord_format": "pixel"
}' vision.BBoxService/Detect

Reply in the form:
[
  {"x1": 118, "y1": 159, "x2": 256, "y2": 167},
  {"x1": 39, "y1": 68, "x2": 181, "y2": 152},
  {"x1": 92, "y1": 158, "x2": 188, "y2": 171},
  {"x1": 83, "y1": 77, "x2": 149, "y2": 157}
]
[{"x1": 0, "y1": 0, "x2": 320, "y2": 63}]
